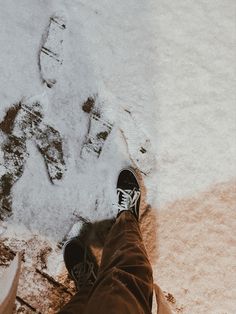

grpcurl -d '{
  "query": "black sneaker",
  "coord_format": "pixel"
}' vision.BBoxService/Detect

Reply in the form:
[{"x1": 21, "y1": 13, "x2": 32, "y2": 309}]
[
  {"x1": 117, "y1": 168, "x2": 141, "y2": 220},
  {"x1": 63, "y1": 238, "x2": 98, "y2": 291}
]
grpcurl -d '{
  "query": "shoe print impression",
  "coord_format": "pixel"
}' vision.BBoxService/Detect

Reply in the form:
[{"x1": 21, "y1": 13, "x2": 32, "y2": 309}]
[
  {"x1": 81, "y1": 97, "x2": 113, "y2": 159},
  {"x1": 39, "y1": 13, "x2": 67, "y2": 88},
  {"x1": 120, "y1": 110, "x2": 156, "y2": 176},
  {"x1": 0, "y1": 99, "x2": 66, "y2": 219}
]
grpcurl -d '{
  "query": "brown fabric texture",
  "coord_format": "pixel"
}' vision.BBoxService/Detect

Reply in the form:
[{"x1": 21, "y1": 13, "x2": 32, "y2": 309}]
[
  {"x1": 59, "y1": 211, "x2": 171, "y2": 314},
  {"x1": 58, "y1": 287, "x2": 91, "y2": 314}
]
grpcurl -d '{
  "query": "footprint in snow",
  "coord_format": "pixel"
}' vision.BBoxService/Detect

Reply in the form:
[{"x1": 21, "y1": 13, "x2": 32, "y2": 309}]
[
  {"x1": 39, "y1": 13, "x2": 67, "y2": 88},
  {"x1": 0, "y1": 99, "x2": 66, "y2": 220}
]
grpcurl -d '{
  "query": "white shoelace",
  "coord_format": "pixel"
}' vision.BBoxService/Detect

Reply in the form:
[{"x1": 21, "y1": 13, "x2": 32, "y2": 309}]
[{"x1": 117, "y1": 188, "x2": 140, "y2": 212}]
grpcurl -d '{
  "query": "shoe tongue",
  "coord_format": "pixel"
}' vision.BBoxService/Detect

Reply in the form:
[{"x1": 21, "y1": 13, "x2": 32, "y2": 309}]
[{"x1": 124, "y1": 189, "x2": 133, "y2": 194}]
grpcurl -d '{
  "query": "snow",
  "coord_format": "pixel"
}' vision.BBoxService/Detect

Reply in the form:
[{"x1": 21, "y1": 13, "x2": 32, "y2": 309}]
[
  {"x1": 0, "y1": 0, "x2": 235, "y2": 313},
  {"x1": 154, "y1": 0, "x2": 236, "y2": 205},
  {"x1": 0, "y1": 0, "x2": 160, "y2": 238}
]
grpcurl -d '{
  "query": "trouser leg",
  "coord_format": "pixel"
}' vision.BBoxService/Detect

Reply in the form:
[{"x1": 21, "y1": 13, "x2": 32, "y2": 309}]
[
  {"x1": 84, "y1": 211, "x2": 153, "y2": 314},
  {"x1": 58, "y1": 286, "x2": 91, "y2": 314}
]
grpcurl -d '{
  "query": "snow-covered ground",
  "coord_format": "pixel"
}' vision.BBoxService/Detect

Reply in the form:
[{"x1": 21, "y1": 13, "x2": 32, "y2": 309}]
[{"x1": 0, "y1": 0, "x2": 235, "y2": 313}]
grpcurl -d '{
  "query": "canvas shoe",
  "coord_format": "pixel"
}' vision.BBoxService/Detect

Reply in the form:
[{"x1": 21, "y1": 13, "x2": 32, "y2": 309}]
[
  {"x1": 63, "y1": 238, "x2": 98, "y2": 291},
  {"x1": 117, "y1": 168, "x2": 141, "y2": 220}
]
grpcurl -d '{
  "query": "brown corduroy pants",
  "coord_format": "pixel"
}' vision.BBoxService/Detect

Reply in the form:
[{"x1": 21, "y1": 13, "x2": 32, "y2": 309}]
[{"x1": 58, "y1": 211, "x2": 171, "y2": 314}]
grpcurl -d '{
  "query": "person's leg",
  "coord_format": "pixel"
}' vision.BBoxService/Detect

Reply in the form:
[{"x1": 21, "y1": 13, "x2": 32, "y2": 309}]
[
  {"x1": 85, "y1": 210, "x2": 153, "y2": 314},
  {"x1": 84, "y1": 211, "x2": 153, "y2": 314},
  {"x1": 59, "y1": 168, "x2": 154, "y2": 314}
]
